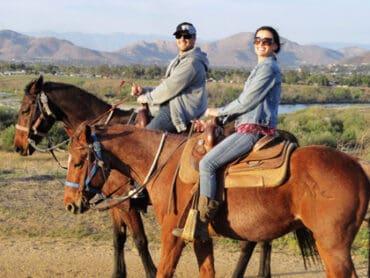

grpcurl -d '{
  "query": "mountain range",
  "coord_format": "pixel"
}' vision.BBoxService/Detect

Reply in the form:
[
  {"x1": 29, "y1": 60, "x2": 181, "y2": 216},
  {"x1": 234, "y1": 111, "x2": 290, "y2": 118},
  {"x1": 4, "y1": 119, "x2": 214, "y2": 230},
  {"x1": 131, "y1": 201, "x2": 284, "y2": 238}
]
[{"x1": 1, "y1": 30, "x2": 369, "y2": 68}]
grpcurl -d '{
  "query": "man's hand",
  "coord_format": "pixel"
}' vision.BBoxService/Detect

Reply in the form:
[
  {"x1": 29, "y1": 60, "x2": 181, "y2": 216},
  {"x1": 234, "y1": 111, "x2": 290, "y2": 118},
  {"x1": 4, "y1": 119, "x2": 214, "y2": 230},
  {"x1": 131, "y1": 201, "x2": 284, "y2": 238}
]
[{"x1": 131, "y1": 83, "x2": 142, "y2": 96}]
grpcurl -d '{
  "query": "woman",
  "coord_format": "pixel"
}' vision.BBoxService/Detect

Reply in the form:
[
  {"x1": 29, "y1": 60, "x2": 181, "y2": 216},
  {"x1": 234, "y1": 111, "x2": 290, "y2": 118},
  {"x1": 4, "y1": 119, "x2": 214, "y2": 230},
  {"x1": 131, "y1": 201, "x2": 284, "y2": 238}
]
[{"x1": 173, "y1": 26, "x2": 282, "y2": 241}]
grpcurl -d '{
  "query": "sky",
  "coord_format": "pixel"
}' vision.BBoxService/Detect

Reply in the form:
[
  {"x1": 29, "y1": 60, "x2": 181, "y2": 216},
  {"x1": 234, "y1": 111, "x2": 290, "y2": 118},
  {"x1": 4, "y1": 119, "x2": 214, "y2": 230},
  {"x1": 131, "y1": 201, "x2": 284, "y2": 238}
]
[{"x1": 1, "y1": 0, "x2": 369, "y2": 46}]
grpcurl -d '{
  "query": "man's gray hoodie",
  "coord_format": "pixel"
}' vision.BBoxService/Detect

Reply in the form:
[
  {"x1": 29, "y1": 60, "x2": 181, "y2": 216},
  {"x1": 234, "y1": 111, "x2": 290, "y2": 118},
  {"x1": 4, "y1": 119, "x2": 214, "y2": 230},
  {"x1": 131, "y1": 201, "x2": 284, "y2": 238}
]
[{"x1": 141, "y1": 47, "x2": 209, "y2": 132}]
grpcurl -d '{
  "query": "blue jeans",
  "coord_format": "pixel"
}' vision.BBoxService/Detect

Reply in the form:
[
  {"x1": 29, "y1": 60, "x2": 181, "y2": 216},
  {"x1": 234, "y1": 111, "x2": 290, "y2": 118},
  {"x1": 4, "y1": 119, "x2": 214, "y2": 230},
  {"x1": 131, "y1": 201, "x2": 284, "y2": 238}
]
[
  {"x1": 146, "y1": 104, "x2": 177, "y2": 133},
  {"x1": 199, "y1": 132, "x2": 261, "y2": 199}
]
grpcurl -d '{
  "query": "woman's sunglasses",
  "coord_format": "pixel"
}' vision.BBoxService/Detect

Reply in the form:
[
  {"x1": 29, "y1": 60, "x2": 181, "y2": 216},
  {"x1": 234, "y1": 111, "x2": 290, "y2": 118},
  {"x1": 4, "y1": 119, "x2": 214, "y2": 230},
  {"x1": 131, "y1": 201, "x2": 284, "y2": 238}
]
[
  {"x1": 253, "y1": 37, "x2": 274, "y2": 46},
  {"x1": 175, "y1": 34, "x2": 194, "y2": 40}
]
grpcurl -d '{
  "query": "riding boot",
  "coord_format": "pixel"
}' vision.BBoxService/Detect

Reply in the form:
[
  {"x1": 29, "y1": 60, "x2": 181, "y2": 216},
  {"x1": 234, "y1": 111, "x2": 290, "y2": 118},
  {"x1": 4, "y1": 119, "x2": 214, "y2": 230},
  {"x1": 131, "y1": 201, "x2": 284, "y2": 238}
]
[
  {"x1": 172, "y1": 196, "x2": 220, "y2": 241},
  {"x1": 195, "y1": 195, "x2": 220, "y2": 241}
]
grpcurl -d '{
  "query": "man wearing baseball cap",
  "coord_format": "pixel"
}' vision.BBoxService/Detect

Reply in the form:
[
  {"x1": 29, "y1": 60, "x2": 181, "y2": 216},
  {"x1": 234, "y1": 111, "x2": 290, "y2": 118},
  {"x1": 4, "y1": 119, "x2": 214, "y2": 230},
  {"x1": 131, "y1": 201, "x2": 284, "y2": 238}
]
[{"x1": 132, "y1": 22, "x2": 209, "y2": 133}]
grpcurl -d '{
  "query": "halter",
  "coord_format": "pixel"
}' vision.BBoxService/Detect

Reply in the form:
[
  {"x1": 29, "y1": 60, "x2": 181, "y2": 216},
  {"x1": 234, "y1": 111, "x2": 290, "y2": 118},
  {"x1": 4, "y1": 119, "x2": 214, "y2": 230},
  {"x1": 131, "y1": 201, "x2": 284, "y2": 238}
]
[
  {"x1": 65, "y1": 132, "x2": 110, "y2": 195},
  {"x1": 15, "y1": 91, "x2": 55, "y2": 139}
]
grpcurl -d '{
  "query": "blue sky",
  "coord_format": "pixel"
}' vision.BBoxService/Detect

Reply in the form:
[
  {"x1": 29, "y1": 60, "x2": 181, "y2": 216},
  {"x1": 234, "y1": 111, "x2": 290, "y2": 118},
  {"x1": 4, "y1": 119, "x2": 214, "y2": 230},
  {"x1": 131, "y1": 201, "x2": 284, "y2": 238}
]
[{"x1": 1, "y1": 0, "x2": 369, "y2": 46}]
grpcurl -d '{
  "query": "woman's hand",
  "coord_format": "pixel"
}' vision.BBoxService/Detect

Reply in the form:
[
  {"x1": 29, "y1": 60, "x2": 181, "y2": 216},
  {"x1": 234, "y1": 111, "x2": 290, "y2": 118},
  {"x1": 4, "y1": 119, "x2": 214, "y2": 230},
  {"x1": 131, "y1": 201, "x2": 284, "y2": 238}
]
[
  {"x1": 137, "y1": 94, "x2": 147, "y2": 104},
  {"x1": 204, "y1": 108, "x2": 219, "y2": 117}
]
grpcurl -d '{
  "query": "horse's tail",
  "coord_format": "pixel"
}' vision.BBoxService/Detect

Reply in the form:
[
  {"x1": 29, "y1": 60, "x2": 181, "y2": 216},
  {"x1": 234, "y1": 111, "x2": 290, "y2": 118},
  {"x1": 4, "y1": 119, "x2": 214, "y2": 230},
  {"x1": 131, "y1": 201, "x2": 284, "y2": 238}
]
[{"x1": 294, "y1": 227, "x2": 321, "y2": 269}]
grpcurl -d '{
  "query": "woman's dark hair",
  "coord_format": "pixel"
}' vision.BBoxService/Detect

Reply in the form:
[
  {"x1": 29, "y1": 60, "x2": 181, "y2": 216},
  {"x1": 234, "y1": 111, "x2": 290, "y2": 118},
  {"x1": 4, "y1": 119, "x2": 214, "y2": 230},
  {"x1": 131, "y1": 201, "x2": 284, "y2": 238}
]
[{"x1": 254, "y1": 26, "x2": 281, "y2": 54}]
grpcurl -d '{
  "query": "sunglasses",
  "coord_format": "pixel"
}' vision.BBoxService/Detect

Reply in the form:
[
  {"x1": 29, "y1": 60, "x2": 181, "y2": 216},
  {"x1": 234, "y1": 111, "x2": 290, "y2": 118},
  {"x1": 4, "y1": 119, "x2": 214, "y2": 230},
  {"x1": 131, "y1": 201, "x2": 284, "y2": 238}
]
[
  {"x1": 253, "y1": 37, "x2": 274, "y2": 46},
  {"x1": 175, "y1": 34, "x2": 193, "y2": 40}
]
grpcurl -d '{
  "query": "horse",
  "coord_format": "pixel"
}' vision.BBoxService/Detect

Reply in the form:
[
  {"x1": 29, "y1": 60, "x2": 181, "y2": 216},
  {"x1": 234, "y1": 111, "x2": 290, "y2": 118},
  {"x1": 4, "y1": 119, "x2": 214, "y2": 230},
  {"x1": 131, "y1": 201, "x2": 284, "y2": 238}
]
[
  {"x1": 13, "y1": 76, "x2": 157, "y2": 278},
  {"x1": 64, "y1": 123, "x2": 370, "y2": 277},
  {"x1": 13, "y1": 76, "x2": 285, "y2": 278}
]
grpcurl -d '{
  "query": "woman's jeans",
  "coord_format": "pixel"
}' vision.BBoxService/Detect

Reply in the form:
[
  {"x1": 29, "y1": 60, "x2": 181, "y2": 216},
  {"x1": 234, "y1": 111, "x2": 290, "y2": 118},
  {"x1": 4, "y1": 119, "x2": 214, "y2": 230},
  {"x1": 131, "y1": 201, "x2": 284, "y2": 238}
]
[
  {"x1": 146, "y1": 104, "x2": 177, "y2": 133},
  {"x1": 199, "y1": 132, "x2": 261, "y2": 199}
]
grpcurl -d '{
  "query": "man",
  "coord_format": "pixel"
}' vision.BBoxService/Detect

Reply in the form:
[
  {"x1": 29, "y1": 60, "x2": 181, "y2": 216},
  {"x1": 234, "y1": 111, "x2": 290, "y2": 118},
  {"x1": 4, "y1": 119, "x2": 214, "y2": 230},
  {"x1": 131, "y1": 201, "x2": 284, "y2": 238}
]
[{"x1": 132, "y1": 22, "x2": 209, "y2": 133}]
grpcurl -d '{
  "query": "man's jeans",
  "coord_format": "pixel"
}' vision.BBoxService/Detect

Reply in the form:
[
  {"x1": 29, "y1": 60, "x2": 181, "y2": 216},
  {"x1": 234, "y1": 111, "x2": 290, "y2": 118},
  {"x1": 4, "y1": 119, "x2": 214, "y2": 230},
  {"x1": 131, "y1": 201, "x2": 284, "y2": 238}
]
[
  {"x1": 146, "y1": 104, "x2": 177, "y2": 133},
  {"x1": 199, "y1": 132, "x2": 261, "y2": 199}
]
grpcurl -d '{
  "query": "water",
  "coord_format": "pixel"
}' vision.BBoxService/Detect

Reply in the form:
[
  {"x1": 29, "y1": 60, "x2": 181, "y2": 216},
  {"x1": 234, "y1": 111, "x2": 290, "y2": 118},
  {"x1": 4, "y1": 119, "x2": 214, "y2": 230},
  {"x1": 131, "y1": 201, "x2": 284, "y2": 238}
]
[{"x1": 279, "y1": 103, "x2": 370, "y2": 114}]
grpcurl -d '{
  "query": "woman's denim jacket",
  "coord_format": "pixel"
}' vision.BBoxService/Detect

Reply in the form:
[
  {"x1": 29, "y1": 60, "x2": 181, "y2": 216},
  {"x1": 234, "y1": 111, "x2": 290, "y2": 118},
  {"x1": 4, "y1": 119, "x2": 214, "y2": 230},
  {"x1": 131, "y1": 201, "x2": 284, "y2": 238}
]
[{"x1": 217, "y1": 56, "x2": 281, "y2": 129}]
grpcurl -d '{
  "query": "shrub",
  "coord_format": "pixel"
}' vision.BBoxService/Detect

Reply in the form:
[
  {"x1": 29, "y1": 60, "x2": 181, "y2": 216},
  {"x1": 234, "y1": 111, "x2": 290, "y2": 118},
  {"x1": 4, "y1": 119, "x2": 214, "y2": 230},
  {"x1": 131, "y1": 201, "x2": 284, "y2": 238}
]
[
  {"x1": 0, "y1": 125, "x2": 15, "y2": 151},
  {"x1": 0, "y1": 107, "x2": 17, "y2": 131}
]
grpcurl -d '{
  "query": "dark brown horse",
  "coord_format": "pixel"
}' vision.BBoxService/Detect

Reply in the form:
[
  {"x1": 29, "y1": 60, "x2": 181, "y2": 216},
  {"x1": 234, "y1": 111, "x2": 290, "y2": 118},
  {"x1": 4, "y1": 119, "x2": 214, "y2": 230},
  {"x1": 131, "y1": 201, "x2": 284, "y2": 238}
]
[
  {"x1": 64, "y1": 123, "x2": 369, "y2": 277},
  {"x1": 13, "y1": 76, "x2": 156, "y2": 278}
]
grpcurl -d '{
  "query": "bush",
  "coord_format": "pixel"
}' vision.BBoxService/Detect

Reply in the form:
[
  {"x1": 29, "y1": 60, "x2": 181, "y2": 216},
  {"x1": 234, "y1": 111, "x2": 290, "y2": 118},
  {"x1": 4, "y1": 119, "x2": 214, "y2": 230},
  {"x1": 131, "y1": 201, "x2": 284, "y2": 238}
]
[
  {"x1": 0, "y1": 125, "x2": 15, "y2": 151},
  {"x1": 47, "y1": 123, "x2": 69, "y2": 150},
  {"x1": 0, "y1": 107, "x2": 17, "y2": 131}
]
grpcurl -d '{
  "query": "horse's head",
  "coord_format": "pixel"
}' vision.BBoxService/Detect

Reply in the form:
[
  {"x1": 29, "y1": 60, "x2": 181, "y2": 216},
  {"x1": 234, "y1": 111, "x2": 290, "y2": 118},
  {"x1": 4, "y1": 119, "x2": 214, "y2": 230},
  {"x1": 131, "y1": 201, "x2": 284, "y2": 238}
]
[
  {"x1": 14, "y1": 75, "x2": 56, "y2": 155},
  {"x1": 64, "y1": 122, "x2": 108, "y2": 214}
]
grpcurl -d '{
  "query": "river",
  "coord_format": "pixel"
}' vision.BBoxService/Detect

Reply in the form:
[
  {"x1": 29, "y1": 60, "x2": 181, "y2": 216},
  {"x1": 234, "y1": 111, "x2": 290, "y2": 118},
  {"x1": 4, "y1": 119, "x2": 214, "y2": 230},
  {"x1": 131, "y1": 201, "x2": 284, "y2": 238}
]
[{"x1": 279, "y1": 103, "x2": 370, "y2": 114}]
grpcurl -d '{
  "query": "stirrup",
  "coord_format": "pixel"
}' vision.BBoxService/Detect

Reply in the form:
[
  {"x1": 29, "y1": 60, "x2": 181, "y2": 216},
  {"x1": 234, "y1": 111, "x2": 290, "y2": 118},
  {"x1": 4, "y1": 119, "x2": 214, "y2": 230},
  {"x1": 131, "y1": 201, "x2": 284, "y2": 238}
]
[
  {"x1": 129, "y1": 182, "x2": 145, "y2": 199},
  {"x1": 172, "y1": 228, "x2": 184, "y2": 238},
  {"x1": 128, "y1": 188, "x2": 145, "y2": 199}
]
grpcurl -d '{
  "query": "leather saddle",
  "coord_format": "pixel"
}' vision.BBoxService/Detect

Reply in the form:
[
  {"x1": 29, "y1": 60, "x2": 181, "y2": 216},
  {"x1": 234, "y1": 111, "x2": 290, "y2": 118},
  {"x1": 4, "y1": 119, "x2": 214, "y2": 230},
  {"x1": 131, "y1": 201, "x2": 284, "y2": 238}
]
[
  {"x1": 179, "y1": 126, "x2": 297, "y2": 189},
  {"x1": 224, "y1": 137, "x2": 297, "y2": 188}
]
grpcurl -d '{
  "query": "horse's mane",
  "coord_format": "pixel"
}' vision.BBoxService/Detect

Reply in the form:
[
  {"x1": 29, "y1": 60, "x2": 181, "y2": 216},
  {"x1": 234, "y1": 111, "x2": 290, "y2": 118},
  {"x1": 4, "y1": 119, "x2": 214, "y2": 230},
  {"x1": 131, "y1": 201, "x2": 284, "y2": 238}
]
[{"x1": 42, "y1": 81, "x2": 111, "y2": 107}]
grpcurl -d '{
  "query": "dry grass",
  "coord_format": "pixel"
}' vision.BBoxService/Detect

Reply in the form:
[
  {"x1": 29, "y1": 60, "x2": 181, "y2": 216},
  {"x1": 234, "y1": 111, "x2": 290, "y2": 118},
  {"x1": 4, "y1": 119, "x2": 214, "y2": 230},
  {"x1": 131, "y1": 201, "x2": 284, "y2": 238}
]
[{"x1": 0, "y1": 150, "x2": 160, "y2": 245}]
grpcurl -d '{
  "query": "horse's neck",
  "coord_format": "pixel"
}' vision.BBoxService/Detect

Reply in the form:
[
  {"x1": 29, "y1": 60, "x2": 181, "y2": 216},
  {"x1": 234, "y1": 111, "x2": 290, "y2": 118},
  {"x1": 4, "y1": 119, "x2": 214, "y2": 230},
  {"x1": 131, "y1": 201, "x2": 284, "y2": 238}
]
[
  {"x1": 103, "y1": 127, "x2": 184, "y2": 185},
  {"x1": 47, "y1": 89, "x2": 112, "y2": 129}
]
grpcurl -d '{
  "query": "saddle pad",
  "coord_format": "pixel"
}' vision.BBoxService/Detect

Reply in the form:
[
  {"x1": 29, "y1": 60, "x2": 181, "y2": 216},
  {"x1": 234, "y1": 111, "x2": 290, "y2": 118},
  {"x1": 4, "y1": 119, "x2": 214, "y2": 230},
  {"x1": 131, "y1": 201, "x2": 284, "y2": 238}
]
[{"x1": 224, "y1": 142, "x2": 297, "y2": 188}]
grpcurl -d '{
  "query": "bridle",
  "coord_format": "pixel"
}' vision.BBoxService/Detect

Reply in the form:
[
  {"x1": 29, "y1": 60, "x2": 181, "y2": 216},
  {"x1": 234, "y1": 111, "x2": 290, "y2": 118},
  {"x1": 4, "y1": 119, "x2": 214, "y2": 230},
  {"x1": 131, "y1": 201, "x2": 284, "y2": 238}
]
[
  {"x1": 65, "y1": 127, "x2": 188, "y2": 210},
  {"x1": 65, "y1": 132, "x2": 110, "y2": 196},
  {"x1": 16, "y1": 91, "x2": 55, "y2": 140}
]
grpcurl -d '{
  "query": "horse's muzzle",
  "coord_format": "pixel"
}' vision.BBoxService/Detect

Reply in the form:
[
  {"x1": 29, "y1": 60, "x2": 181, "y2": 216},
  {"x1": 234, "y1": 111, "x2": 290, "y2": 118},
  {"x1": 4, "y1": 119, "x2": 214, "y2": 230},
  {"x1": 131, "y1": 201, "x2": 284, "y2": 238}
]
[{"x1": 65, "y1": 198, "x2": 89, "y2": 214}]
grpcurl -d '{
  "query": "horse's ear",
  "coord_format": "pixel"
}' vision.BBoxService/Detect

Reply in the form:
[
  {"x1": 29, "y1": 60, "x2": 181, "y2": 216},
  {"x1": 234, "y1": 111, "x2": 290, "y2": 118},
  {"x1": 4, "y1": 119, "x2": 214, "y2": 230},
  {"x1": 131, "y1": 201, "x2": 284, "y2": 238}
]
[
  {"x1": 28, "y1": 75, "x2": 43, "y2": 96},
  {"x1": 35, "y1": 75, "x2": 43, "y2": 90},
  {"x1": 76, "y1": 122, "x2": 92, "y2": 145}
]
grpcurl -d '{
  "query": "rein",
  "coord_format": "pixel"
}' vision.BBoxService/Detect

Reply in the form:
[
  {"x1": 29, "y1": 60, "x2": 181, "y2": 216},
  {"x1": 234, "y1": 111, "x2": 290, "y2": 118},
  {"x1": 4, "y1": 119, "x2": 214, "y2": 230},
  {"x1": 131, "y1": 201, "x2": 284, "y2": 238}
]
[{"x1": 70, "y1": 130, "x2": 188, "y2": 211}]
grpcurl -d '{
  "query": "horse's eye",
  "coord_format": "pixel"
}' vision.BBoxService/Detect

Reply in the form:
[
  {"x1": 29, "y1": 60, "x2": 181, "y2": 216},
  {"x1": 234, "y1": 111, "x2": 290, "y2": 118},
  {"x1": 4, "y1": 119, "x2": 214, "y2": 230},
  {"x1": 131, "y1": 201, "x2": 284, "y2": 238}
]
[
  {"x1": 74, "y1": 161, "x2": 84, "y2": 168},
  {"x1": 22, "y1": 106, "x2": 31, "y2": 114}
]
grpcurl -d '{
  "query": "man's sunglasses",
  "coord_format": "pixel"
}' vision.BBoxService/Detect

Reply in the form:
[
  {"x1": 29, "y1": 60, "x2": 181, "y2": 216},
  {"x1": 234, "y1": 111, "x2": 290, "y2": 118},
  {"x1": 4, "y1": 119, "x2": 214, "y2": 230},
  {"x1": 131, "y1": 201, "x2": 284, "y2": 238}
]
[
  {"x1": 253, "y1": 37, "x2": 274, "y2": 46},
  {"x1": 175, "y1": 34, "x2": 194, "y2": 40}
]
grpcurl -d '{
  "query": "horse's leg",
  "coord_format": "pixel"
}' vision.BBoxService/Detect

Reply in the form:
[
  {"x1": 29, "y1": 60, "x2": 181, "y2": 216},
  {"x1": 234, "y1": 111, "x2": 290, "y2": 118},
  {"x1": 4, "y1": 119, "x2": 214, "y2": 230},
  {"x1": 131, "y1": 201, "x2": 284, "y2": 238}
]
[
  {"x1": 110, "y1": 208, "x2": 128, "y2": 278},
  {"x1": 111, "y1": 208, "x2": 157, "y2": 278},
  {"x1": 193, "y1": 239, "x2": 215, "y2": 278},
  {"x1": 258, "y1": 241, "x2": 272, "y2": 278},
  {"x1": 231, "y1": 241, "x2": 271, "y2": 278},
  {"x1": 231, "y1": 241, "x2": 257, "y2": 278},
  {"x1": 315, "y1": 240, "x2": 357, "y2": 278},
  {"x1": 156, "y1": 219, "x2": 186, "y2": 278},
  {"x1": 124, "y1": 209, "x2": 157, "y2": 278}
]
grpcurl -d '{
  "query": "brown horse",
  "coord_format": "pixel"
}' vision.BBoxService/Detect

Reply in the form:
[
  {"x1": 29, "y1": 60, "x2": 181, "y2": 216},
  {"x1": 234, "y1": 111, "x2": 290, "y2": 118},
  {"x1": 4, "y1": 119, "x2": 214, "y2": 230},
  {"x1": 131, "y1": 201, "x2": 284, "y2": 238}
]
[
  {"x1": 13, "y1": 76, "x2": 284, "y2": 278},
  {"x1": 64, "y1": 123, "x2": 369, "y2": 277},
  {"x1": 13, "y1": 76, "x2": 156, "y2": 278}
]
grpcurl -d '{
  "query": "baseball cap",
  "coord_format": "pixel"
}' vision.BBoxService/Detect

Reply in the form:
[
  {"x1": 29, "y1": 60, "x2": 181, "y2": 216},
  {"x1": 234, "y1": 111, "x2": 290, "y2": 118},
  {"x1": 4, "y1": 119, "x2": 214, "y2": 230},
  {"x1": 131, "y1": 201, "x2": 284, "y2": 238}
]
[{"x1": 173, "y1": 22, "x2": 196, "y2": 36}]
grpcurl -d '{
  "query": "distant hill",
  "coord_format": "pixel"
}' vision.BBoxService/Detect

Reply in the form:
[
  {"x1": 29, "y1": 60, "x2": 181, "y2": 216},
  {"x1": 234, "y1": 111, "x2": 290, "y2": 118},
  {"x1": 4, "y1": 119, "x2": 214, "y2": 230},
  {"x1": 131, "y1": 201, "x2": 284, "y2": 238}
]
[
  {"x1": 26, "y1": 31, "x2": 170, "y2": 52},
  {"x1": 340, "y1": 50, "x2": 370, "y2": 64},
  {"x1": 0, "y1": 29, "x2": 368, "y2": 68}
]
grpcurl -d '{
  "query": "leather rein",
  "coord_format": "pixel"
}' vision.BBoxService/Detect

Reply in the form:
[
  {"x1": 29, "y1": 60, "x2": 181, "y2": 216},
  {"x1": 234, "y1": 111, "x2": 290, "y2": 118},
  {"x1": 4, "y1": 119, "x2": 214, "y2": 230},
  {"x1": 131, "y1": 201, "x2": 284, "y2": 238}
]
[{"x1": 65, "y1": 128, "x2": 187, "y2": 211}]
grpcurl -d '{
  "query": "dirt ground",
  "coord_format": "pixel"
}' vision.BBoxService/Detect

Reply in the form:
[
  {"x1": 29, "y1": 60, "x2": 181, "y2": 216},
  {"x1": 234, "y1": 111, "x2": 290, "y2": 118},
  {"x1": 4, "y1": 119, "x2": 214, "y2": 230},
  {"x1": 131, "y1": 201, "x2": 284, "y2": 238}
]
[{"x1": 0, "y1": 151, "x2": 368, "y2": 277}]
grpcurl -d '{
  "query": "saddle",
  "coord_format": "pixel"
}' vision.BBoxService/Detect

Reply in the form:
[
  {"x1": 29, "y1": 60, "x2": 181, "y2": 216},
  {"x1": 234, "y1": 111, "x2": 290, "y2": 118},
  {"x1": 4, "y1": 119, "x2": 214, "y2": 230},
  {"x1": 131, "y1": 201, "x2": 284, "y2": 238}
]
[
  {"x1": 224, "y1": 138, "x2": 297, "y2": 188},
  {"x1": 179, "y1": 124, "x2": 224, "y2": 184},
  {"x1": 179, "y1": 127, "x2": 297, "y2": 189}
]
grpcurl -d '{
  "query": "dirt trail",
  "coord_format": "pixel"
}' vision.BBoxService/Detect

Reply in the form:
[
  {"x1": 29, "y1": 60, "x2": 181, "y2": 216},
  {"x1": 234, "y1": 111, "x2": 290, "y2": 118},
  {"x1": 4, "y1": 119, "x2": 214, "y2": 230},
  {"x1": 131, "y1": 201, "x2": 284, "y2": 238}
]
[{"x1": 0, "y1": 236, "x2": 368, "y2": 277}]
